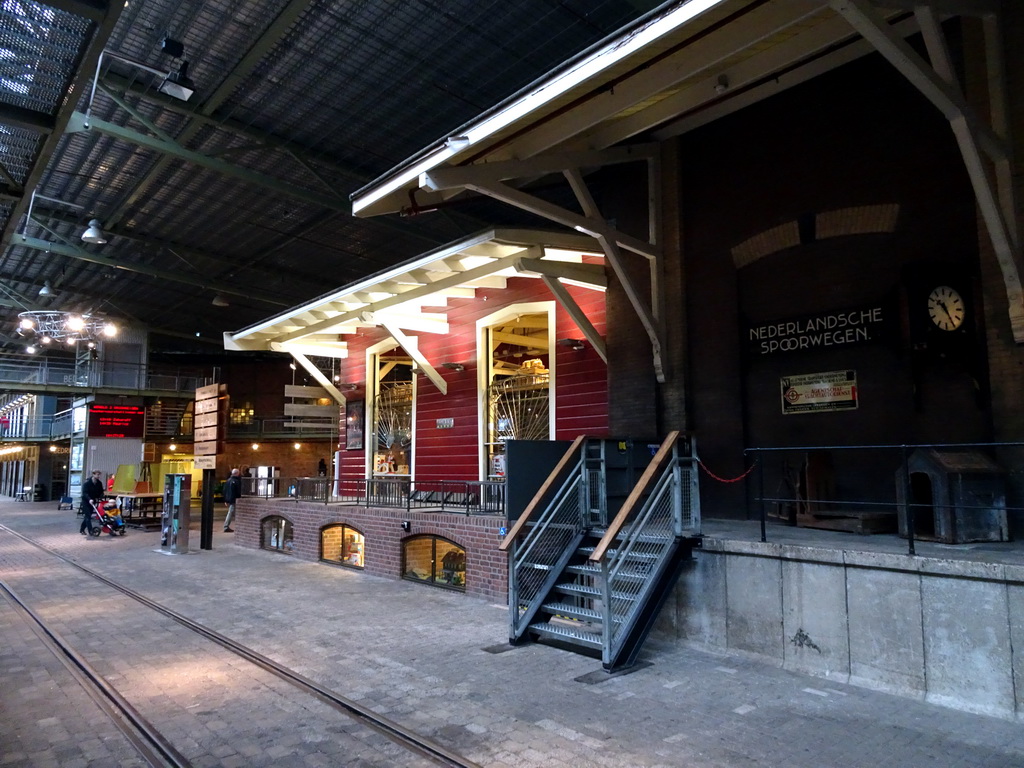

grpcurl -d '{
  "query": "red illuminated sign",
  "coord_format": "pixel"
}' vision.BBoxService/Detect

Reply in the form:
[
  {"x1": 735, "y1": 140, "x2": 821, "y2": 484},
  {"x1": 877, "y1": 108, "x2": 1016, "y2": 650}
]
[{"x1": 87, "y1": 404, "x2": 145, "y2": 438}]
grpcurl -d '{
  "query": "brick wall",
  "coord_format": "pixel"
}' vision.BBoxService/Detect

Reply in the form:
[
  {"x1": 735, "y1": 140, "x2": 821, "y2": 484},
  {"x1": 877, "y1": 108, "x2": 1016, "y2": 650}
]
[
  {"x1": 233, "y1": 497, "x2": 509, "y2": 601},
  {"x1": 964, "y1": 8, "x2": 1024, "y2": 528}
]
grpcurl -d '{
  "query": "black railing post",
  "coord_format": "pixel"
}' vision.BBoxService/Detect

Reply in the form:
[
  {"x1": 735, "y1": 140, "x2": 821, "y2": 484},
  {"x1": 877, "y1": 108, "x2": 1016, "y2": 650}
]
[
  {"x1": 902, "y1": 445, "x2": 915, "y2": 556},
  {"x1": 757, "y1": 449, "x2": 767, "y2": 543}
]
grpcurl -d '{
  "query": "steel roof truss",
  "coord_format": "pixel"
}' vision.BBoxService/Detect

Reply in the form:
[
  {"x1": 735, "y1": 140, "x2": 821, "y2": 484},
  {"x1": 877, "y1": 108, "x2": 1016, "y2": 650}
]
[
  {"x1": 66, "y1": 113, "x2": 351, "y2": 214},
  {"x1": 832, "y1": 0, "x2": 1024, "y2": 339}
]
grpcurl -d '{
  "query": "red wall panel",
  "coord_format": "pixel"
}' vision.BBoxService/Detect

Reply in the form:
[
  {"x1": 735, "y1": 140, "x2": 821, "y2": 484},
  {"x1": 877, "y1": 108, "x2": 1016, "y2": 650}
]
[{"x1": 336, "y1": 273, "x2": 608, "y2": 481}]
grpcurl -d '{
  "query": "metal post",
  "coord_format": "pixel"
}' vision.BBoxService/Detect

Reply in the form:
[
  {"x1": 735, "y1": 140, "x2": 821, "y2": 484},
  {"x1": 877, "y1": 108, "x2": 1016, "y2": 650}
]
[
  {"x1": 757, "y1": 450, "x2": 767, "y2": 542},
  {"x1": 200, "y1": 467, "x2": 214, "y2": 550},
  {"x1": 902, "y1": 446, "x2": 916, "y2": 556}
]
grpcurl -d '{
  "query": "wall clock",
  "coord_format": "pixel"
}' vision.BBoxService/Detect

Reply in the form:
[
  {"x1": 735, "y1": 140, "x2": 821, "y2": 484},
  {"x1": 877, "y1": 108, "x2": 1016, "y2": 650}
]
[{"x1": 927, "y1": 285, "x2": 965, "y2": 331}]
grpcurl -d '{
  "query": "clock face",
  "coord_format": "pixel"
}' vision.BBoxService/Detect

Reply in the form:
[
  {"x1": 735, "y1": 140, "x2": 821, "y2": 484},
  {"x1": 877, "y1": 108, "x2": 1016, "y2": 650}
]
[{"x1": 927, "y1": 285, "x2": 965, "y2": 331}]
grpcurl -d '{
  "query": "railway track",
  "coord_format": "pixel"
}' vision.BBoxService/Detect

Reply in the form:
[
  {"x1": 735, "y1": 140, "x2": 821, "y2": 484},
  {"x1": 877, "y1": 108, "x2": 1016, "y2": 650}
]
[{"x1": 0, "y1": 523, "x2": 480, "y2": 768}]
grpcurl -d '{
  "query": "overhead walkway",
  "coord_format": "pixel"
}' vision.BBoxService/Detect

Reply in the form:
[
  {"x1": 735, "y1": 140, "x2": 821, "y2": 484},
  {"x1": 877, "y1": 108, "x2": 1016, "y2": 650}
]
[{"x1": 0, "y1": 357, "x2": 207, "y2": 399}]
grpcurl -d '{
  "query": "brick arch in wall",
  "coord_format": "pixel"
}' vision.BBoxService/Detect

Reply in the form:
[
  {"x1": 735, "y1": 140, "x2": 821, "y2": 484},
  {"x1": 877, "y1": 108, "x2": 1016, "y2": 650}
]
[{"x1": 730, "y1": 204, "x2": 900, "y2": 269}]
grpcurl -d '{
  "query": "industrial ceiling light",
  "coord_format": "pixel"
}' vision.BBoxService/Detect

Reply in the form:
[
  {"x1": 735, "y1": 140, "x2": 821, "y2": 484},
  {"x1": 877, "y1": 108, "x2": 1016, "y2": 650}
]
[
  {"x1": 38, "y1": 281, "x2": 53, "y2": 297},
  {"x1": 158, "y1": 61, "x2": 195, "y2": 101},
  {"x1": 211, "y1": 293, "x2": 229, "y2": 307},
  {"x1": 16, "y1": 311, "x2": 118, "y2": 353},
  {"x1": 81, "y1": 219, "x2": 107, "y2": 244},
  {"x1": 85, "y1": 51, "x2": 197, "y2": 128}
]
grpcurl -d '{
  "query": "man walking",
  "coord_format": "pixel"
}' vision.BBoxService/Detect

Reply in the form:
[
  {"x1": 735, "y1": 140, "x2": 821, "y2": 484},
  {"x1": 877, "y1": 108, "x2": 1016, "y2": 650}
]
[
  {"x1": 79, "y1": 470, "x2": 104, "y2": 535},
  {"x1": 223, "y1": 467, "x2": 242, "y2": 532}
]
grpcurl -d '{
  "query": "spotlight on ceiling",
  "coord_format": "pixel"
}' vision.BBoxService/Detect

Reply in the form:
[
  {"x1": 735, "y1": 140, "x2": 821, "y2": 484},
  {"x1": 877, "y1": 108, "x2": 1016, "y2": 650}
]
[
  {"x1": 159, "y1": 61, "x2": 195, "y2": 101},
  {"x1": 81, "y1": 219, "x2": 107, "y2": 244},
  {"x1": 211, "y1": 293, "x2": 229, "y2": 307},
  {"x1": 37, "y1": 281, "x2": 53, "y2": 297}
]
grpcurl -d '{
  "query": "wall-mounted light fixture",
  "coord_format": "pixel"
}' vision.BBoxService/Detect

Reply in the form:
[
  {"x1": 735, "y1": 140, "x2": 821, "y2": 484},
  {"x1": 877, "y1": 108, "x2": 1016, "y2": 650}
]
[
  {"x1": 251, "y1": 443, "x2": 259, "y2": 451},
  {"x1": 442, "y1": 362, "x2": 465, "y2": 371},
  {"x1": 557, "y1": 338, "x2": 586, "y2": 351}
]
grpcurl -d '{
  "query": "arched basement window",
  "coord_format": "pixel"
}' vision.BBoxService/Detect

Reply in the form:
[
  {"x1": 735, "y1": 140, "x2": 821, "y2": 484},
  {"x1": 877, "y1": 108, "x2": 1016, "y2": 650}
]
[
  {"x1": 402, "y1": 535, "x2": 466, "y2": 591},
  {"x1": 262, "y1": 515, "x2": 294, "y2": 553},
  {"x1": 321, "y1": 523, "x2": 365, "y2": 568}
]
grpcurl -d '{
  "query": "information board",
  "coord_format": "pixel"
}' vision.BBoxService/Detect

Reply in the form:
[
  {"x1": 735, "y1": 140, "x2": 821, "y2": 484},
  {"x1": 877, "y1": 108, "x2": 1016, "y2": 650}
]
[
  {"x1": 88, "y1": 404, "x2": 146, "y2": 438},
  {"x1": 781, "y1": 370, "x2": 858, "y2": 415}
]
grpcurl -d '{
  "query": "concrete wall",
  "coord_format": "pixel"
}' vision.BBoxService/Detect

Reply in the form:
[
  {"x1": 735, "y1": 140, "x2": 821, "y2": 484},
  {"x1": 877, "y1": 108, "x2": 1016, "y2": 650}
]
[{"x1": 655, "y1": 538, "x2": 1024, "y2": 721}]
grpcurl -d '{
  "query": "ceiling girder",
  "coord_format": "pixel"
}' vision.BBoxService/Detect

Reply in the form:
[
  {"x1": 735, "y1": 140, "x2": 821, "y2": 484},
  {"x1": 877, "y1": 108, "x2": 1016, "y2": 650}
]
[
  {"x1": 102, "y1": 0, "x2": 316, "y2": 229},
  {"x1": 38, "y1": 0, "x2": 106, "y2": 23},
  {"x1": 831, "y1": 0, "x2": 1024, "y2": 339},
  {"x1": 0, "y1": 103, "x2": 55, "y2": 134},
  {"x1": 17, "y1": 235, "x2": 291, "y2": 307},
  {"x1": 67, "y1": 112, "x2": 351, "y2": 213},
  {"x1": 0, "y1": 0, "x2": 124, "y2": 252}
]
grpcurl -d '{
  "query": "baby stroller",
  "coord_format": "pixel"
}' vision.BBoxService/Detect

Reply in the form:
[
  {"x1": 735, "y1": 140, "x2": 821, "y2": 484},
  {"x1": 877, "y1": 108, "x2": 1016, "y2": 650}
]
[{"x1": 87, "y1": 499, "x2": 126, "y2": 537}]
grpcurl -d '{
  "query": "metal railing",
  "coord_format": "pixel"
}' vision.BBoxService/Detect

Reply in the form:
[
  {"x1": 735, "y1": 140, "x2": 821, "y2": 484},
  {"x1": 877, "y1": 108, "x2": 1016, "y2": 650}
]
[
  {"x1": 0, "y1": 356, "x2": 208, "y2": 394},
  {"x1": 744, "y1": 441, "x2": 1023, "y2": 555},
  {"x1": 500, "y1": 436, "x2": 589, "y2": 642},
  {"x1": 0, "y1": 410, "x2": 76, "y2": 441},
  {"x1": 239, "y1": 474, "x2": 506, "y2": 515},
  {"x1": 591, "y1": 432, "x2": 700, "y2": 667}
]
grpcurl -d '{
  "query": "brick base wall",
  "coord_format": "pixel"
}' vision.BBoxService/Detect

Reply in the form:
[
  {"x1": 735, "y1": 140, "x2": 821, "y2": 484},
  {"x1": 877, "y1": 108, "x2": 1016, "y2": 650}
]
[{"x1": 233, "y1": 498, "x2": 509, "y2": 602}]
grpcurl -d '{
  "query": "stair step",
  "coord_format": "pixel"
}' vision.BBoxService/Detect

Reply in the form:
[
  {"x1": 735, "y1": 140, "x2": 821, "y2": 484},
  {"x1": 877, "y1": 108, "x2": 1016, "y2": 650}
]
[
  {"x1": 530, "y1": 621, "x2": 603, "y2": 649},
  {"x1": 577, "y1": 546, "x2": 661, "y2": 562},
  {"x1": 565, "y1": 563, "x2": 649, "y2": 581},
  {"x1": 553, "y1": 582, "x2": 638, "y2": 601},
  {"x1": 541, "y1": 601, "x2": 623, "y2": 623}
]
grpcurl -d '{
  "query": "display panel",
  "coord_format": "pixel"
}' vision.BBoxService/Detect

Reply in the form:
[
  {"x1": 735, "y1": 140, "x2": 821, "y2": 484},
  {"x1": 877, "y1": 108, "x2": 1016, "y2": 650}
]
[{"x1": 87, "y1": 404, "x2": 145, "y2": 438}]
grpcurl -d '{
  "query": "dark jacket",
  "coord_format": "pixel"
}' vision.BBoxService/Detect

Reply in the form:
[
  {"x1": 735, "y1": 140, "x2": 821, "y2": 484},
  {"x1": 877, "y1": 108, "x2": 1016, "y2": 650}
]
[
  {"x1": 223, "y1": 475, "x2": 242, "y2": 504},
  {"x1": 82, "y1": 477, "x2": 104, "y2": 502}
]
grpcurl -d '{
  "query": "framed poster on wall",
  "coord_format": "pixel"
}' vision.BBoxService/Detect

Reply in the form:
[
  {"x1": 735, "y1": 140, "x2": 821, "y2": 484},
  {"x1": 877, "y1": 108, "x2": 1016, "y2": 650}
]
[
  {"x1": 781, "y1": 370, "x2": 858, "y2": 415},
  {"x1": 345, "y1": 400, "x2": 364, "y2": 450}
]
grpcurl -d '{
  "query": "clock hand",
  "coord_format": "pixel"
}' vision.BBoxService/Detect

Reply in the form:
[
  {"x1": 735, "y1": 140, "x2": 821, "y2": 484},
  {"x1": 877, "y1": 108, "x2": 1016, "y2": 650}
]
[{"x1": 938, "y1": 300, "x2": 954, "y2": 321}]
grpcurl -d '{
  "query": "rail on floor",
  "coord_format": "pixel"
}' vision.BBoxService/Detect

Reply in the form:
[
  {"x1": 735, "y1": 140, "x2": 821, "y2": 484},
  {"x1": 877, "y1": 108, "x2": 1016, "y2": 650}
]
[{"x1": 500, "y1": 432, "x2": 702, "y2": 671}]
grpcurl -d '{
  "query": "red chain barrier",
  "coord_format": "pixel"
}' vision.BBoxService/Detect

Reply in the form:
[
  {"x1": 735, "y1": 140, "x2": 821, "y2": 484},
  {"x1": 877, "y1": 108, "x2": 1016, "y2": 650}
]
[{"x1": 697, "y1": 459, "x2": 757, "y2": 484}]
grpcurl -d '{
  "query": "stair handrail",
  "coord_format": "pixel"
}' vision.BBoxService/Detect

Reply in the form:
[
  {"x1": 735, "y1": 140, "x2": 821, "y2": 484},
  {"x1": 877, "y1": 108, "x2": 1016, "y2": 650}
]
[
  {"x1": 588, "y1": 431, "x2": 681, "y2": 563},
  {"x1": 498, "y1": 435, "x2": 587, "y2": 552}
]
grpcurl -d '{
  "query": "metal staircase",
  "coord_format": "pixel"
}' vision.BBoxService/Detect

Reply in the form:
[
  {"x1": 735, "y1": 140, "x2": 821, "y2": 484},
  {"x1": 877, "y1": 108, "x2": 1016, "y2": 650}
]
[{"x1": 500, "y1": 432, "x2": 701, "y2": 671}]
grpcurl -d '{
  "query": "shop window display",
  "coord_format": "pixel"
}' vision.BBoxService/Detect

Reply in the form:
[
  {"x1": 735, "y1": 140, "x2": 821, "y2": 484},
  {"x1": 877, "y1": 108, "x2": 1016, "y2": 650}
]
[
  {"x1": 261, "y1": 515, "x2": 294, "y2": 553},
  {"x1": 320, "y1": 524, "x2": 365, "y2": 568},
  {"x1": 402, "y1": 535, "x2": 466, "y2": 591}
]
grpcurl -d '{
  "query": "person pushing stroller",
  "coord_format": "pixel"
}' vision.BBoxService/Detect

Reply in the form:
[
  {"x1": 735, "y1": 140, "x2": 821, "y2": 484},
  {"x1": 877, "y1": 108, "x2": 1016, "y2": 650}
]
[{"x1": 79, "y1": 470, "x2": 105, "y2": 535}]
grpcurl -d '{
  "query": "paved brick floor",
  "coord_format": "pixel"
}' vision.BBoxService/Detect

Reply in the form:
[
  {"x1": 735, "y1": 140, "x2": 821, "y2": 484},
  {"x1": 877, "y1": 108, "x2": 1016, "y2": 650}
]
[{"x1": 1, "y1": 499, "x2": 1023, "y2": 767}]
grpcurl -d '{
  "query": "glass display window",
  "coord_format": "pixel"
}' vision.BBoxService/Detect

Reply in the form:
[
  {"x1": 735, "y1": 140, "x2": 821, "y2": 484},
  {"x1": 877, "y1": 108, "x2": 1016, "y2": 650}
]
[
  {"x1": 261, "y1": 515, "x2": 294, "y2": 553},
  {"x1": 402, "y1": 535, "x2": 466, "y2": 591},
  {"x1": 321, "y1": 524, "x2": 365, "y2": 568}
]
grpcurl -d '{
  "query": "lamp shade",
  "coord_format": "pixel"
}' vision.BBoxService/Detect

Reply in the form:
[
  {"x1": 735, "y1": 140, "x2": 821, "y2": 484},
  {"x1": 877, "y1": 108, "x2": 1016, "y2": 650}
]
[{"x1": 81, "y1": 219, "x2": 107, "y2": 244}]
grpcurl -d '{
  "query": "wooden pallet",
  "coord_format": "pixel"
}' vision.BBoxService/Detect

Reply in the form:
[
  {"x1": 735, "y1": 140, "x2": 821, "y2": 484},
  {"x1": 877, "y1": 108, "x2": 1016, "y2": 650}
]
[{"x1": 796, "y1": 510, "x2": 897, "y2": 535}]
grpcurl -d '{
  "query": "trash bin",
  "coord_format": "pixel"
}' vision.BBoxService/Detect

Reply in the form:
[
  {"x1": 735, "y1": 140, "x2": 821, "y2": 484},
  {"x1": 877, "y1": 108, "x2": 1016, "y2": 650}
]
[{"x1": 33, "y1": 483, "x2": 47, "y2": 502}]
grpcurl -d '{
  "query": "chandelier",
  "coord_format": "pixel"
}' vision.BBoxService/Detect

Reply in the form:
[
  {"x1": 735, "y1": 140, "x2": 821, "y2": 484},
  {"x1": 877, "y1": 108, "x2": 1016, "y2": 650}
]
[{"x1": 17, "y1": 311, "x2": 117, "y2": 353}]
